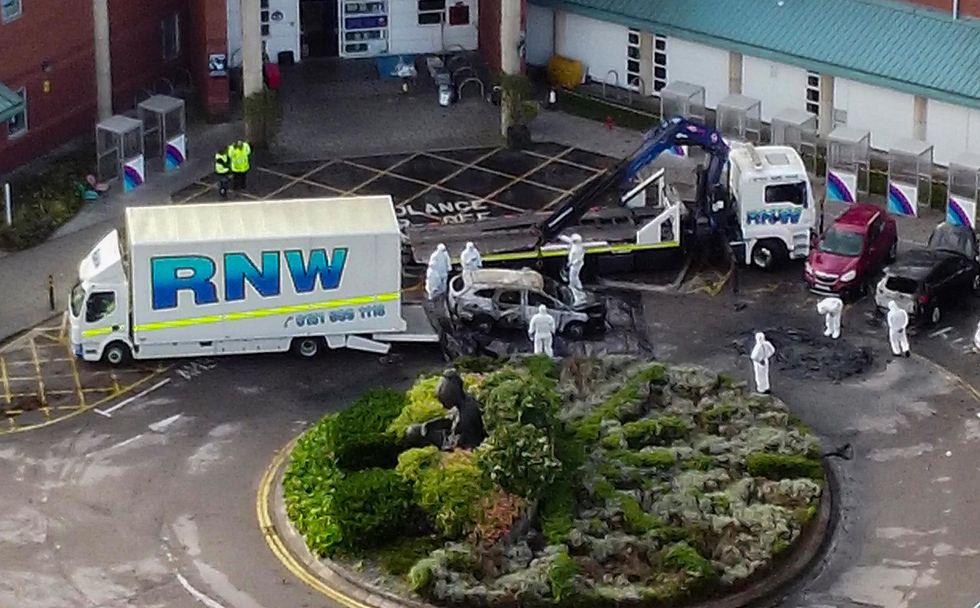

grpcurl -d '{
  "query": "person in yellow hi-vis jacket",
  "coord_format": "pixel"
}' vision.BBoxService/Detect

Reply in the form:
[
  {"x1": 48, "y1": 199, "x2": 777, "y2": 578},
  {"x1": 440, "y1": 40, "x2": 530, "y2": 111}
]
[
  {"x1": 227, "y1": 139, "x2": 252, "y2": 191},
  {"x1": 214, "y1": 147, "x2": 231, "y2": 199}
]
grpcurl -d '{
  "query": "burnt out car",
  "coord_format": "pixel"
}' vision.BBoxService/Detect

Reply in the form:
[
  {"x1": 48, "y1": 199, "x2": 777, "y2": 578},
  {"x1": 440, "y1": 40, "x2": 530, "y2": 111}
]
[{"x1": 875, "y1": 223, "x2": 980, "y2": 324}]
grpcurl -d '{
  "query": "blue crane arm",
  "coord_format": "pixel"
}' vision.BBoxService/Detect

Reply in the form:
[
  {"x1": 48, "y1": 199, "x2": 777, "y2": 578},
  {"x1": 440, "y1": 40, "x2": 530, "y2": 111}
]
[{"x1": 534, "y1": 117, "x2": 730, "y2": 247}]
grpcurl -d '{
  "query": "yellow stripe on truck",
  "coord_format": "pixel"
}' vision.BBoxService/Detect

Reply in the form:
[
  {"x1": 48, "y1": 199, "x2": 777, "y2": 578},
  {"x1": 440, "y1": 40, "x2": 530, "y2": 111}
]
[
  {"x1": 133, "y1": 292, "x2": 400, "y2": 333},
  {"x1": 480, "y1": 240, "x2": 681, "y2": 263},
  {"x1": 81, "y1": 327, "x2": 114, "y2": 338}
]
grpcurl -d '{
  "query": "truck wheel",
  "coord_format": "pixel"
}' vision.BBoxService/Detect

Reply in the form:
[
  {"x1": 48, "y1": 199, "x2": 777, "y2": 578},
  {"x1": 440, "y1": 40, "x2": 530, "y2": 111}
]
[
  {"x1": 563, "y1": 321, "x2": 586, "y2": 340},
  {"x1": 751, "y1": 240, "x2": 787, "y2": 271},
  {"x1": 102, "y1": 342, "x2": 132, "y2": 366},
  {"x1": 292, "y1": 337, "x2": 323, "y2": 359}
]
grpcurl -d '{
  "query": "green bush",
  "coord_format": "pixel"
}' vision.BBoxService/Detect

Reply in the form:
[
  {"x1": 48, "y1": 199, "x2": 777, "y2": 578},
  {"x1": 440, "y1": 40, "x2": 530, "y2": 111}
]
[
  {"x1": 395, "y1": 446, "x2": 443, "y2": 483},
  {"x1": 548, "y1": 548, "x2": 578, "y2": 602},
  {"x1": 746, "y1": 453, "x2": 823, "y2": 481},
  {"x1": 698, "y1": 405, "x2": 735, "y2": 433},
  {"x1": 681, "y1": 454, "x2": 714, "y2": 471},
  {"x1": 413, "y1": 450, "x2": 492, "y2": 539},
  {"x1": 323, "y1": 468, "x2": 414, "y2": 554},
  {"x1": 283, "y1": 417, "x2": 346, "y2": 551},
  {"x1": 330, "y1": 388, "x2": 405, "y2": 469},
  {"x1": 614, "y1": 448, "x2": 676, "y2": 470},
  {"x1": 374, "y1": 536, "x2": 442, "y2": 575},
  {"x1": 622, "y1": 416, "x2": 690, "y2": 448},
  {"x1": 619, "y1": 493, "x2": 663, "y2": 534},
  {"x1": 478, "y1": 368, "x2": 561, "y2": 434},
  {"x1": 539, "y1": 481, "x2": 576, "y2": 544},
  {"x1": 573, "y1": 364, "x2": 667, "y2": 442},
  {"x1": 478, "y1": 422, "x2": 562, "y2": 499},
  {"x1": 662, "y1": 541, "x2": 716, "y2": 580},
  {"x1": 408, "y1": 557, "x2": 437, "y2": 592}
]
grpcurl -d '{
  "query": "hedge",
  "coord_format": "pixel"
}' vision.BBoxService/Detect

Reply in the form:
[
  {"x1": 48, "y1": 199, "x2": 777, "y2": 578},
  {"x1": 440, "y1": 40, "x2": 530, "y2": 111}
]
[
  {"x1": 329, "y1": 388, "x2": 405, "y2": 470},
  {"x1": 746, "y1": 452, "x2": 823, "y2": 480}
]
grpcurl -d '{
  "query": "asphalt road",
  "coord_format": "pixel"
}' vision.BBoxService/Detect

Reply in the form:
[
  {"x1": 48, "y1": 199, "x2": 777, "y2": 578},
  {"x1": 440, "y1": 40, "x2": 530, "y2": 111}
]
[{"x1": 1, "y1": 258, "x2": 979, "y2": 608}]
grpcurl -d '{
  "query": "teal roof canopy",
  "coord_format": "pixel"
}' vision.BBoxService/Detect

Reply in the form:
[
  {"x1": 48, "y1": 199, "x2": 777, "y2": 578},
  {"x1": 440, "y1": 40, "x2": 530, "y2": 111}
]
[
  {"x1": 531, "y1": 0, "x2": 980, "y2": 109},
  {"x1": 0, "y1": 82, "x2": 24, "y2": 124}
]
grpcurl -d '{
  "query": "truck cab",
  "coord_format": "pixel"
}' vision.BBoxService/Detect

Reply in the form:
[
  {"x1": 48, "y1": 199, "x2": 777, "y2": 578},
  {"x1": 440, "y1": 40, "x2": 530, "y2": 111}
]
[
  {"x1": 69, "y1": 230, "x2": 133, "y2": 364},
  {"x1": 728, "y1": 144, "x2": 816, "y2": 270}
]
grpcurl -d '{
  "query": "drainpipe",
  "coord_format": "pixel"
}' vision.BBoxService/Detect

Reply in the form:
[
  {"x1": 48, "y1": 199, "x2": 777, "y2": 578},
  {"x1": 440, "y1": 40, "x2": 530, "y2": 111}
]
[
  {"x1": 241, "y1": 0, "x2": 263, "y2": 98},
  {"x1": 953, "y1": 0, "x2": 959, "y2": 19},
  {"x1": 93, "y1": 0, "x2": 112, "y2": 120}
]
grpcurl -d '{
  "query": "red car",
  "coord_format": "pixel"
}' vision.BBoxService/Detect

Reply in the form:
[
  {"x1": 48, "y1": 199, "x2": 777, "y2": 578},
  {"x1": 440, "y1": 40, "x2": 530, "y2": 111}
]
[{"x1": 804, "y1": 203, "x2": 898, "y2": 298}]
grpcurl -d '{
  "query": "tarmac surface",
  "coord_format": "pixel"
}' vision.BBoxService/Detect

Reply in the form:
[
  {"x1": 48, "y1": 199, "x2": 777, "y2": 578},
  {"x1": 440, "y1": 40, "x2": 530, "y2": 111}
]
[{"x1": 2, "y1": 64, "x2": 979, "y2": 608}]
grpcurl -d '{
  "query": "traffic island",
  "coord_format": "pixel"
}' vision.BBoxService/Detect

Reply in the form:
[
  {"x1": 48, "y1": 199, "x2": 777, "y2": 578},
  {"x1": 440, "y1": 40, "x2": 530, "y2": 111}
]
[{"x1": 261, "y1": 355, "x2": 834, "y2": 608}]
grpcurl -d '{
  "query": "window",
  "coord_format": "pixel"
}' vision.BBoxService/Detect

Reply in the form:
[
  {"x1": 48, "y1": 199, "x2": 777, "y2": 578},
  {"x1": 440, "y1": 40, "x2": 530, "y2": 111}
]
[
  {"x1": 497, "y1": 290, "x2": 521, "y2": 305},
  {"x1": 764, "y1": 182, "x2": 808, "y2": 207},
  {"x1": 626, "y1": 29, "x2": 642, "y2": 92},
  {"x1": 70, "y1": 283, "x2": 85, "y2": 318},
  {"x1": 6, "y1": 87, "x2": 26, "y2": 138},
  {"x1": 418, "y1": 0, "x2": 445, "y2": 25},
  {"x1": 162, "y1": 14, "x2": 180, "y2": 60},
  {"x1": 806, "y1": 71, "x2": 820, "y2": 125},
  {"x1": 85, "y1": 292, "x2": 117, "y2": 324},
  {"x1": 818, "y1": 228, "x2": 864, "y2": 257},
  {"x1": 653, "y1": 35, "x2": 667, "y2": 93},
  {"x1": 1, "y1": 0, "x2": 21, "y2": 23}
]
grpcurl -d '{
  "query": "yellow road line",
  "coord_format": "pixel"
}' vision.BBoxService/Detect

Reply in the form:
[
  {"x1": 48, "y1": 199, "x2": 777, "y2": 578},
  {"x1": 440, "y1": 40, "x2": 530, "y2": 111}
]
[
  {"x1": 59, "y1": 312, "x2": 68, "y2": 342},
  {"x1": 68, "y1": 350, "x2": 86, "y2": 407},
  {"x1": 28, "y1": 335, "x2": 46, "y2": 407},
  {"x1": 915, "y1": 354, "x2": 980, "y2": 404},
  {"x1": 256, "y1": 440, "x2": 374, "y2": 608},
  {"x1": 0, "y1": 357, "x2": 10, "y2": 405},
  {"x1": 110, "y1": 372, "x2": 121, "y2": 394}
]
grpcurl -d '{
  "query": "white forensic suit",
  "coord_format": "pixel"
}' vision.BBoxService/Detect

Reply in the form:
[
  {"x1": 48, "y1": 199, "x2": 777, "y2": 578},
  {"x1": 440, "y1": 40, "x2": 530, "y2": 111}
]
[
  {"x1": 750, "y1": 331, "x2": 776, "y2": 394},
  {"x1": 886, "y1": 300, "x2": 910, "y2": 357},
  {"x1": 459, "y1": 242, "x2": 482, "y2": 280},
  {"x1": 425, "y1": 243, "x2": 452, "y2": 299},
  {"x1": 528, "y1": 304, "x2": 557, "y2": 357},
  {"x1": 559, "y1": 233, "x2": 586, "y2": 304},
  {"x1": 817, "y1": 296, "x2": 844, "y2": 339},
  {"x1": 974, "y1": 320, "x2": 980, "y2": 352}
]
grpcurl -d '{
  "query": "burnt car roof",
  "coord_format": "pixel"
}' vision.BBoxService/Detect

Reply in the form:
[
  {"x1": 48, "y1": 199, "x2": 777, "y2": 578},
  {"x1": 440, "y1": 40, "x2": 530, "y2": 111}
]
[{"x1": 885, "y1": 249, "x2": 958, "y2": 280}]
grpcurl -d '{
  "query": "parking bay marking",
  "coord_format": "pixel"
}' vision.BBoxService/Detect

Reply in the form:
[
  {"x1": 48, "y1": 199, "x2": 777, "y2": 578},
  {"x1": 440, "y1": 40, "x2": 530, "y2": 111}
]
[
  {"x1": 929, "y1": 326, "x2": 954, "y2": 339},
  {"x1": 95, "y1": 378, "x2": 171, "y2": 418}
]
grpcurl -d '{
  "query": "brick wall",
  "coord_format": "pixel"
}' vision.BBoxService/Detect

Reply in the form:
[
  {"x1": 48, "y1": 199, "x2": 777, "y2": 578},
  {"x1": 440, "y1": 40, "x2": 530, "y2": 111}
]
[
  {"x1": 0, "y1": 0, "x2": 97, "y2": 172},
  {"x1": 186, "y1": 0, "x2": 230, "y2": 120},
  {"x1": 902, "y1": 0, "x2": 980, "y2": 17}
]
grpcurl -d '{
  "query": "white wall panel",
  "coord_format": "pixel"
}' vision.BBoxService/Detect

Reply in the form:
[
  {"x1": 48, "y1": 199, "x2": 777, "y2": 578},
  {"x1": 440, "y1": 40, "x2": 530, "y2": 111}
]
[
  {"x1": 666, "y1": 37, "x2": 729, "y2": 108},
  {"x1": 834, "y1": 78, "x2": 914, "y2": 151},
  {"x1": 741, "y1": 56, "x2": 809, "y2": 122}
]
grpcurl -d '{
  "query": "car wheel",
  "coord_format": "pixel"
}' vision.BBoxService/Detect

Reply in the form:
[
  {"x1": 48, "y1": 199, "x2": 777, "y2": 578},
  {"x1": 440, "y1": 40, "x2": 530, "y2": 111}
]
[
  {"x1": 888, "y1": 239, "x2": 898, "y2": 262},
  {"x1": 563, "y1": 321, "x2": 586, "y2": 340},
  {"x1": 751, "y1": 240, "x2": 787, "y2": 271},
  {"x1": 102, "y1": 342, "x2": 132, "y2": 366},
  {"x1": 471, "y1": 314, "x2": 495, "y2": 334},
  {"x1": 292, "y1": 337, "x2": 323, "y2": 358},
  {"x1": 930, "y1": 305, "x2": 942, "y2": 325}
]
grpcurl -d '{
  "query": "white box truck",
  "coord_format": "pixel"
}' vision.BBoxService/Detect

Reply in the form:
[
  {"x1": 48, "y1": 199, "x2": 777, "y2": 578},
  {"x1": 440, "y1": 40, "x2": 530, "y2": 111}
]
[{"x1": 69, "y1": 196, "x2": 437, "y2": 365}]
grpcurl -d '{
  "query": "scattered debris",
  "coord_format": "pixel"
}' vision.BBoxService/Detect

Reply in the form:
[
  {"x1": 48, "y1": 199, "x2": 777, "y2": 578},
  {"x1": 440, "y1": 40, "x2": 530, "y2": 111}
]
[{"x1": 734, "y1": 327, "x2": 873, "y2": 382}]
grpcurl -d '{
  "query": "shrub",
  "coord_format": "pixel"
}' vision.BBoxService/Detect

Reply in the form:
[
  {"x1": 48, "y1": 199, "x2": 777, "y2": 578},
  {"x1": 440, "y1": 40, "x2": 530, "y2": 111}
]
[
  {"x1": 471, "y1": 488, "x2": 527, "y2": 546},
  {"x1": 681, "y1": 454, "x2": 714, "y2": 471},
  {"x1": 614, "y1": 448, "x2": 676, "y2": 470},
  {"x1": 698, "y1": 405, "x2": 735, "y2": 433},
  {"x1": 621, "y1": 416, "x2": 691, "y2": 448},
  {"x1": 477, "y1": 422, "x2": 562, "y2": 499},
  {"x1": 375, "y1": 536, "x2": 442, "y2": 575},
  {"x1": 618, "y1": 493, "x2": 663, "y2": 534},
  {"x1": 395, "y1": 446, "x2": 442, "y2": 484},
  {"x1": 453, "y1": 355, "x2": 503, "y2": 374},
  {"x1": 662, "y1": 541, "x2": 716, "y2": 580},
  {"x1": 290, "y1": 467, "x2": 413, "y2": 557},
  {"x1": 548, "y1": 548, "x2": 578, "y2": 602},
  {"x1": 478, "y1": 368, "x2": 561, "y2": 434},
  {"x1": 573, "y1": 364, "x2": 667, "y2": 442},
  {"x1": 408, "y1": 557, "x2": 438, "y2": 593},
  {"x1": 539, "y1": 481, "x2": 576, "y2": 544},
  {"x1": 522, "y1": 354, "x2": 559, "y2": 381},
  {"x1": 388, "y1": 374, "x2": 485, "y2": 440},
  {"x1": 329, "y1": 388, "x2": 406, "y2": 470},
  {"x1": 414, "y1": 450, "x2": 492, "y2": 538},
  {"x1": 746, "y1": 453, "x2": 823, "y2": 481},
  {"x1": 283, "y1": 417, "x2": 345, "y2": 551}
]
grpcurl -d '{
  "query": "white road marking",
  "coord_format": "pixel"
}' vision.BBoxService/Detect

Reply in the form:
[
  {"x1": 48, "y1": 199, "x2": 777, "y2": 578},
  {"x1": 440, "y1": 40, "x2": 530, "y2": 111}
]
[
  {"x1": 953, "y1": 337, "x2": 964, "y2": 344},
  {"x1": 176, "y1": 572, "x2": 228, "y2": 608},
  {"x1": 87, "y1": 434, "x2": 145, "y2": 458},
  {"x1": 929, "y1": 326, "x2": 954, "y2": 338},
  {"x1": 149, "y1": 414, "x2": 182, "y2": 432},
  {"x1": 95, "y1": 378, "x2": 171, "y2": 418}
]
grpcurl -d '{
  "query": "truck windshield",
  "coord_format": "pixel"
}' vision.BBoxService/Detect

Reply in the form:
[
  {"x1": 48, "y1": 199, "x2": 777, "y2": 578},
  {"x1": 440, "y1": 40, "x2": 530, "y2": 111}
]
[
  {"x1": 70, "y1": 282, "x2": 85, "y2": 317},
  {"x1": 819, "y1": 228, "x2": 864, "y2": 257},
  {"x1": 764, "y1": 182, "x2": 808, "y2": 207}
]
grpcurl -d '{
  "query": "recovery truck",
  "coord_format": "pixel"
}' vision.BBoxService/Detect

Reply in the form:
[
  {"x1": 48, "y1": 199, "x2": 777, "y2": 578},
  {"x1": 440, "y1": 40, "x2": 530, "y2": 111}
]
[
  {"x1": 407, "y1": 117, "x2": 815, "y2": 273},
  {"x1": 69, "y1": 196, "x2": 438, "y2": 365}
]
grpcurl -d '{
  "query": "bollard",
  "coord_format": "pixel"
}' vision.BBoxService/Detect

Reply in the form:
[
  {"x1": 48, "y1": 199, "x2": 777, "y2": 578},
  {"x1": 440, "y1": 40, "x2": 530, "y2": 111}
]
[{"x1": 48, "y1": 275, "x2": 55, "y2": 311}]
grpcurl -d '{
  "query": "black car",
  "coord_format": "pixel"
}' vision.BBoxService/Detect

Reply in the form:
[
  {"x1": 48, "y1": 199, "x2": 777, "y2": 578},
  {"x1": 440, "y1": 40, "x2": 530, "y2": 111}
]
[{"x1": 875, "y1": 223, "x2": 980, "y2": 324}]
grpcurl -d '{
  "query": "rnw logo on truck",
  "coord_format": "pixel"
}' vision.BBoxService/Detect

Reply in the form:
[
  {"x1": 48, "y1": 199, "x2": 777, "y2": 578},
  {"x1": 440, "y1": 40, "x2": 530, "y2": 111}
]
[{"x1": 150, "y1": 248, "x2": 348, "y2": 310}]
